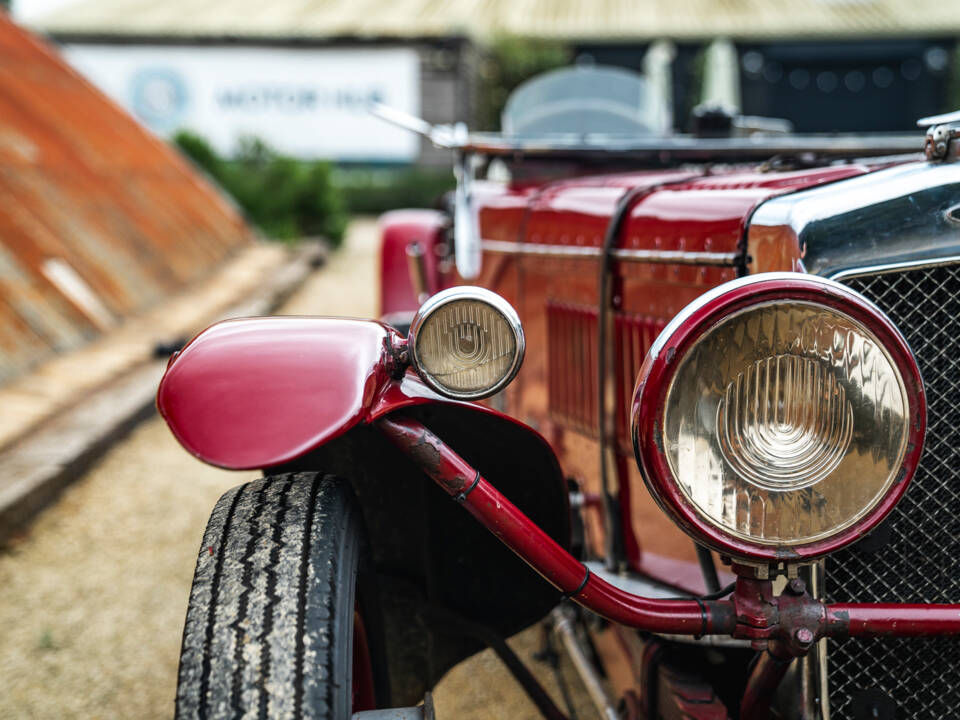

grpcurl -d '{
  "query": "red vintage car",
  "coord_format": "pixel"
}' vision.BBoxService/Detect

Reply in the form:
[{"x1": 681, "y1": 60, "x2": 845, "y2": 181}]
[{"x1": 158, "y1": 68, "x2": 960, "y2": 719}]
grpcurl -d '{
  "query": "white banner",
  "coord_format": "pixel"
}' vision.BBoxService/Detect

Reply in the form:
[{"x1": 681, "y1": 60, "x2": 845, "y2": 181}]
[{"x1": 62, "y1": 44, "x2": 421, "y2": 161}]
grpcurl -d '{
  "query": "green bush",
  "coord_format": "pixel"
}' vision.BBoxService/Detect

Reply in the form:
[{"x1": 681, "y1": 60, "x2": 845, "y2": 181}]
[
  {"x1": 476, "y1": 36, "x2": 572, "y2": 131},
  {"x1": 333, "y1": 166, "x2": 455, "y2": 216},
  {"x1": 172, "y1": 132, "x2": 347, "y2": 246}
]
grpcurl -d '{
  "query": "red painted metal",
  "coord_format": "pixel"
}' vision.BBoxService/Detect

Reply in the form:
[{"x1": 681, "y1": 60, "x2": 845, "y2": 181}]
[
  {"x1": 158, "y1": 314, "x2": 559, "y2": 471},
  {"x1": 739, "y1": 647, "x2": 794, "y2": 720},
  {"x1": 614, "y1": 312, "x2": 666, "y2": 451},
  {"x1": 546, "y1": 300, "x2": 598, "y2": 436},
  {"x1": 378, "y1": 209, "x2": 448, "y2": 318},
  {"x1": 377, "y1": 413, "x2": 733, "y2": 636},
  {"x1": 826, "y1": 604, "x2": 960, "y2": 637},
  {"x1": 474, "y1": 163, "x2": 874, "y2": 578},
  {"x1": 377, "y1": 413, "x2": 960, "y2": 646},
  {"x1": 660, "y1": 667, "x2": 730, "y2": 720},
  {"x1": 157, "y1": 317, "x2": 400, "y2": 469},
  {"x1": 632, "y1": 273, "x2": 927, "y2": 562}
]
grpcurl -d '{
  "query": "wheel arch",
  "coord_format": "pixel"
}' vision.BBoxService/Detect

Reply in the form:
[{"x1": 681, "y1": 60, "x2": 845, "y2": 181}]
[{"x1": 276, "y1": 402, "x2": 571, "y2": 706}]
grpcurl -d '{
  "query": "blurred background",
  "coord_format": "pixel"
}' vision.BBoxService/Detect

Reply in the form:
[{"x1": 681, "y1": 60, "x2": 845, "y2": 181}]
[
  {"x1": 13, "y1": 0, "x2": 960, "y2": 237},
  {"x1": 0, "y1": 1, "x2": 958, "y2": 717}
]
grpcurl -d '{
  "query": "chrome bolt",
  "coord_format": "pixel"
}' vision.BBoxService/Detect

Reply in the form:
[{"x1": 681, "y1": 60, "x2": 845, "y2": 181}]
[
  {"x1": 794, "y1": 628, "x2": 814, "y2": 646},
  {"x1": 787, "y1": 577, "x2": 806, "y2": 595}
]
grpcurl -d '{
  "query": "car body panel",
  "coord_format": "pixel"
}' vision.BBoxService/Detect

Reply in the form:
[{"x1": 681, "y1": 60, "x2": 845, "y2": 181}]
[
  {"x1": 157, "y1": 314, "x2": 575, "y2": 707},
  {"x1": 466, "y1": 163, "x2": 876, "y2": 588},
  {"x1": 379, "y1": 209, "x2": 448, "y2": 318},
  {"x1": 157, "y1": 314, "x2": 568, "y2": 473},
  {"x1": 157, "y1": 316, "x2": 397, "y2": 470}
]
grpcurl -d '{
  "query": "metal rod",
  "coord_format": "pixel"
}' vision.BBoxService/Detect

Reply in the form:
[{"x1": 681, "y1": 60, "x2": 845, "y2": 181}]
[
  {"x1": 489, "y1": 635, "x2": 568, "y2": 720},
  {"x1": 551, "y1": 608, "x2": 619, "y2": 720},
  {"x1": 739, "y1": 648, "x2": 794, "y2": 720},
  {"x1": 695, "y1": 544, "x2": 721, "y2": 594},
  {"x1": 405, "y1": 241, "x2": 430, "y2": 304},
  {"x1": 595, "y1": 176, "x2": 706, "y2": 575},
  {"x1": 827, "y1": 604, "x2": 960, "y2": 637},
  {"x1": 377, "y1": 415, "x2": 732, "y2": 635},
  {"x1": 597, "y1": 186, "x2": 649, "y2": 572},
  {"x1": 376, "y1": 414, "x2": 960, "y2": 640}
]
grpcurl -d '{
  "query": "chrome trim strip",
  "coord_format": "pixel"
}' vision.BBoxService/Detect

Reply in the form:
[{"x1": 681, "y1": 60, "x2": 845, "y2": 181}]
[
  {"x1": 481, "y1": 239, "x2": 740, "y2": 266},
  {"x1": 828, "y1": 255, "x2": 960, "y2": 281},
  {"x1": 482, "y1": 239, "x2": 602, "y2": 258},
  {"x1": 613, "y1": 247, "x2": 740, "y2": 265},
  {"x1": 464, "y1": 132, "x2": 921, "y2": 160}
]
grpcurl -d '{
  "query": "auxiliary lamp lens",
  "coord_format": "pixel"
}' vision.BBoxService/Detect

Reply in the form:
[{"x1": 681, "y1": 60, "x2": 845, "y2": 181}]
[{"x1": 411, "y1": 290, "x2": 523, "y2": 399}]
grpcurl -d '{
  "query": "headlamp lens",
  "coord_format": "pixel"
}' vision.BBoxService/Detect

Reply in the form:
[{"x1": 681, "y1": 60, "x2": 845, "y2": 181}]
[{"x1": 663, "y1": 301, "x2": 909, "y2": 545}]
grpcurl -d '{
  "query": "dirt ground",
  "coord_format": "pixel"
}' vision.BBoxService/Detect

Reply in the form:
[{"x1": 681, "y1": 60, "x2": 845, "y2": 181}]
[{"x1": 0, "y1": 219, "x2": 597, "y2": 719}]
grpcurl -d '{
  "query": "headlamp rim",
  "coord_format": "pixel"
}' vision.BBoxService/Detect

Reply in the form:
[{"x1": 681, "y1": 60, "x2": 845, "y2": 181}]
[
  {"x1": 408, "y1": 286, "x2": 525, "y2": 401},
  {"x1": 631, "y1": 272, "x2": 926, "y2": 562}
]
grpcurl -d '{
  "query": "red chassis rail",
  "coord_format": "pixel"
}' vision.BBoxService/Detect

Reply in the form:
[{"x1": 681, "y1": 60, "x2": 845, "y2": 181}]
[{"x1": 377, "y1": 414, "x2": 960, "y2": 645}]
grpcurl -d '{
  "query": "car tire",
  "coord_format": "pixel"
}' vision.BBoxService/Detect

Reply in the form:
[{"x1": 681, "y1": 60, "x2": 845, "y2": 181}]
[{"x1": 175, "y1": 472, "x2": 385, "y2": 719}]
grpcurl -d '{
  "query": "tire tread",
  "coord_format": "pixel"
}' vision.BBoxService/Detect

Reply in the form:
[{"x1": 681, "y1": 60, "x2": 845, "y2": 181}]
[{"x1": 176, "y1": 472, "x2": 355, "y2": 720}]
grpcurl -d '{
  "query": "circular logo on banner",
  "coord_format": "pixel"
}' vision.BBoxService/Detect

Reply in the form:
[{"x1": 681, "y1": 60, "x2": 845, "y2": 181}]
[{"x1": 130, "y1": 68, "x2": 189, "y2": 130}]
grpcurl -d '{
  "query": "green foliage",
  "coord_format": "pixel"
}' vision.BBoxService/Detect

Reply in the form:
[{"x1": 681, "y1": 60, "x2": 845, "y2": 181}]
[
  {"x1": 476, "y1": 36, "x2": 572, "y2": 131},
  {"x1": 172, "y1": 131, "x2": 347, "y2": 246},
  {"x1": 333, "y1": 166, "x2": 455, "y2": 216}
]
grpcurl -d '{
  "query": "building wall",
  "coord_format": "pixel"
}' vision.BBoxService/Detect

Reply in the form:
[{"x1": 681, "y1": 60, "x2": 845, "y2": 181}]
[
  {"x1": 576, "y1": 38, "x2": 960, "y2": 133},
  {"x1": 55, "y1": 35, "x2": 477, "y2": 168},
  {"x1": 738, "y1": 39, "x2": 959, "y2": 132},
  {"x1": 417, "y1": 38, "x2": 475, "y2": 166}
]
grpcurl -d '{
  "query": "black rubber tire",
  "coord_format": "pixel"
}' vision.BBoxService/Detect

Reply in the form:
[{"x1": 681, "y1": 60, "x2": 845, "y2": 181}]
[{"x1": 175, "y1": 472, "x2": 383, "y2": 719}]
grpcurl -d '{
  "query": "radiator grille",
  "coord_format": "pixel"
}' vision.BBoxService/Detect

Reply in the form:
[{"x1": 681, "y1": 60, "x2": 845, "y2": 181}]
[
  {"x1": 614, "y1": 312, "x2": 666, "y2": 451},
  {"x1": 827, "y1": 263, "x2": 960, "y2": 719},
  {"x1": 546, "y1": 301, "x2": 667, "y2": 443}
]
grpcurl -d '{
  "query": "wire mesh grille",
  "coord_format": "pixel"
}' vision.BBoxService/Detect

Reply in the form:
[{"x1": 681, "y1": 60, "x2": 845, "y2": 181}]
[{"x1": 827, "y1": 263, "x2": 960, "y2": 719}]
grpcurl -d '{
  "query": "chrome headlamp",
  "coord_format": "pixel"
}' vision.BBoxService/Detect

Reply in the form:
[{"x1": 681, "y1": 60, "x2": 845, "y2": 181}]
[
  {"x1": 408, "y1": 287, "x2": 524, "y2": 400},
  {"x1": 632, "y1": 273, "x2": 926, "y2": 562}
]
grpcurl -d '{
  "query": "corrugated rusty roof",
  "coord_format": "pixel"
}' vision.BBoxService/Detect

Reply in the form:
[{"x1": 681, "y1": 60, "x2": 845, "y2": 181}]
[
  {"x1": 0, "y1": 12, "x2": 252, "y2": 384},
  {"x1": 29, "y1": 0, "x2": 960, "y2": 41}
]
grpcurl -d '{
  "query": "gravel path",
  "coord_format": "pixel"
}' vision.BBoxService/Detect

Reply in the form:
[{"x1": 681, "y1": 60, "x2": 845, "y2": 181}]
[{"x1": 0, "y1": 219, "x2": 595, "y2": 719}]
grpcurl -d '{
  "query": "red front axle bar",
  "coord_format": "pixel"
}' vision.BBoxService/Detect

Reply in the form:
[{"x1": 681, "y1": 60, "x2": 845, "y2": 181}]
[{"x1": 377, "y1": 415, "x2": 960, "y2": 643}]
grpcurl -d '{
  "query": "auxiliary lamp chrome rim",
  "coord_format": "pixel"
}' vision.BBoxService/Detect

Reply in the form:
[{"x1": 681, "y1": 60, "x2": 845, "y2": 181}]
[{"x1": 407, "y1": 286, "x2": 526, "y2": 401}]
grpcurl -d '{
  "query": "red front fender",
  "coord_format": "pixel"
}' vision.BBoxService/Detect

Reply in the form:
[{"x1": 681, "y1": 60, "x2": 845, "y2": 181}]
[
  {"x1": 157, "y1": 317, "x2": 396, "y2": 469},
  {"x1": 157, "y1": 315, "x2": 529, "y2": 470},
  {"x1": 158, "y1": 314, "x2": 574, "y2": 706}
]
